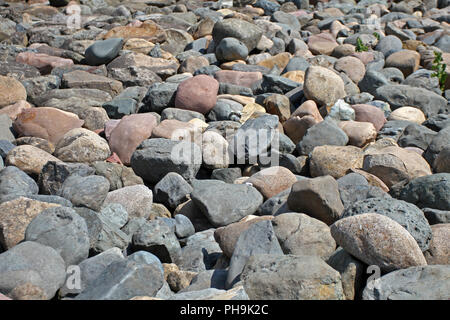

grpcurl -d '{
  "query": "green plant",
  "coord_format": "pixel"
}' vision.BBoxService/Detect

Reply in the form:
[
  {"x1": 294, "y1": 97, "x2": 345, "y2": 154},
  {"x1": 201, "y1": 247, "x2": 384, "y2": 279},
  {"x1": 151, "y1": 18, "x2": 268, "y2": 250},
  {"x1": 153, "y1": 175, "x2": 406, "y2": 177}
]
[
  {"x1": 373, "y1": 32, "x2": 380, "y2": 40},
  {"x1": 431, "y1": 51, "x2": 447, "y2": 94},
  {"x1": 355, "y1": 37, "x2": 368, "y2": 52}
]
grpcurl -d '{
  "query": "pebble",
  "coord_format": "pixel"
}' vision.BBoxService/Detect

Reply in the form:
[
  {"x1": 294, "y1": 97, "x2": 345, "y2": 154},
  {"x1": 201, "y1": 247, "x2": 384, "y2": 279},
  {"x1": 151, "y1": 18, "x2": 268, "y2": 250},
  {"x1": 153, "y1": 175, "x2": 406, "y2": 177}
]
[{"x1": 0, "y1": 0, "x2": 448, "y2": 301}]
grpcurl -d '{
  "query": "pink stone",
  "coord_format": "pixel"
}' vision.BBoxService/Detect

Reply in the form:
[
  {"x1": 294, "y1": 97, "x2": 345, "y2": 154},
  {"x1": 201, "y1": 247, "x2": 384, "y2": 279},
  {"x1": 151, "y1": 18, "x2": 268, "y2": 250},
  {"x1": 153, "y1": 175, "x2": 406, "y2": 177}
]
[
  {"x1": 0, "y1": 100, "x2": 32, "y2": 121},
  {"x1": 351, "y1": 52, "x2": 375, "y2": 65},
  {"x1": 175, "y1": 75, "x2": 219, "y2": 114},
  {"x1": 16, "y1": 52, "x2": 74, "y2": 74},
  {"x1": 351, "y1": 104, "x2": 387, "y2": 132},
  {"x1": 108, "y1": 113, "x2": 158, "y2": 165},
  {"x1": 104, "y1": 119, "x2": 121, "y2": 141},
  {"x1": 307, "y1": 33, "x2": 338, "y2": 56},
  {"x1": 214, "y1": 70, "x2": 263, "y2": 88},
  {"x1": 0, "y1": 293, "x2": 11, "y2": 300}
]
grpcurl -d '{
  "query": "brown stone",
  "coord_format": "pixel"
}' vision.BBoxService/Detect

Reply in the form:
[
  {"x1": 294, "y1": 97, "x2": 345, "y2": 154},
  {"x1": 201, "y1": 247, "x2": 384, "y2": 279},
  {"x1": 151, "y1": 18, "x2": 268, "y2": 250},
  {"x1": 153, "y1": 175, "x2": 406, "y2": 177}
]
[
  {"x1": 62, "y1": 70, "x2": 123, "y2": 97},
  {"x1": 214, "y1": 70, "x2": 263, "y2": 88},
  {"x1": 334, "y1": 56, "x2": 366, "y2": 83},
  {"x1": 263, "y1": 94, "x2": 291, "y2": 123},
  {"x1": 175, "y1": 75, "x2": 219, "y2": 114},
  {"x1": 424, "y1": 224, "x2": 449, "y2": 265},
  {"x1": 0, "y1": 197, "x2": 60, "y2": 250},
  {"x1": 16, "y1": 52, "x2": 74, "y2": 74},
  {"x1": 246, "y1": 166, "x2": 297, "y2": 199},
  {"x1": 338, "y1": 120, "x2": 377, "y2": 147},
  {"x1": 257, "y1": 52, "x2": 292, "y2": 70},
  {"x1": 351, "y1": 104, "x2": 386, "y2": 131},
  {"x1": 103, "y1": 20, "x2": 167, "y2": 43},
  {"x1": 151, "y1": 119, "x2": 202, "y2": 143},
  {"x1": 0, "y1": 100, "x2": 32, "y2": 121},
  {"x1": 109, "y1": 113, "x2": 158, "y2": 165},
  {"x1": 307, "y1": 33, "x2": 339, "y2": 55},
  {"x1": 6, "y1": 145, "x2": 61, "y2": 175},
  {"x1": 283, "y1": 115, "x2": 318, "y2": 144},
  {"x1": 13, "y1": 107, "x2": 84, "y2": 145},
  {"x1": 385, "y1": 49, "x2": 420, "y2": 77},
  {"x1": 0, "y1": 76, "x2": 27, "y2": 108},
  {"x1": 310, "y1": 145, "x2": 364, "y2": 179}
]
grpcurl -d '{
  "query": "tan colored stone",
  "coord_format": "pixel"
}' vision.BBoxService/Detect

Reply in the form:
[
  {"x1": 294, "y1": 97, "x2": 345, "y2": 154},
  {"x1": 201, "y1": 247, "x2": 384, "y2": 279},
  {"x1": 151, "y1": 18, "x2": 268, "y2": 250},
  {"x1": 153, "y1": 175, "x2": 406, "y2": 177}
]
[
  {"x1": 424, "y1": 224, "x2": 449, "y2": 265},
  {"x1": 347, "y1": 168, "x2": 390, "y2": 192},
  {"x1": 263, "y1": 94, "x2": 291, "y2": 123},
  {"x1": 0, "y1": 100, "x2": 32, "y2": 120},
  {"x1": 310, "y1": 145, "x2": 364, "y2": 179},
  {"x1": 281, "y1": 70, "x2": 305, "y2": 83},
  {"x1": 291, "y1": 100, "x2": 323, "y2": 122},
  {"x1": 246, "y1": 166, "x2": 297, "y2": 199},
  {"x1": 307, "y1": 33, "x2": 339, "y2": 55},
  {"x1": 15, "y1": 137, "x2": 55, "y2": 154},
  {"x1": 0, "y1": 197, "x2": 60, "y2": 249},
  {"x1": 385, "y1": 50, "x2": 420, "y2": 77},
  {"x1": 331, "y1": 213, "x2": 427, "y2": 272},
  {"x1": 388, "y1": 106, "x2": 426, "y2": 124},
  {"x1": 240, "y1": 102, "x2": 266, "y2": 123},
  {"x1": 257, "y1": 52, "x2": 292, "y2": 70},
  {"x1": 6, "y1": 145, "x2": 60, "y2": 175},
  {"x1": 103, "y1": 20, "x2": 166, "y2": 43},
  {"x1": 0, "y1": 76, "x2": 27, "y2": 108},
  {"x1": 151, "y1": 119, "x2": 202, "y2": 143},
  {"x1": 304, "y1": 66, "x2": 346, "y2": 107},
  {"x1": 9, "y1": 283, "x2": 46, "y2": 300},
  {"x1": 339, "y1": 120, "x2": 377, "y2": 147},
  {"x1": 62, "y1": 70, "x2": 123, "y2": 97},
  {"x1": 123, "y1": 38, "x2": 155, "y2": 54},
  {"x1": 283, "y1": 115, "x2": 318, "y2": 144},
  {"x1": 148, "y1": 203, "x2": 172, "y2": 221},
  {"x1": 163, "y1": 263, "x2": 197, "y2": 292},
  {"x1": 334, "y1": 56, "x2": 366, "y2": 83}
]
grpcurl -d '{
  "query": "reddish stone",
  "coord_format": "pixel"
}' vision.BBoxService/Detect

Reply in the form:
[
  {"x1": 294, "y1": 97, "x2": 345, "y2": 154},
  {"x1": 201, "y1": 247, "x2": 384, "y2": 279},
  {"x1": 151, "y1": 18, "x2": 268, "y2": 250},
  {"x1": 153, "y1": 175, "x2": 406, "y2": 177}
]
[
  {"x1": 214, "y1": 70, "x2": 263, "y2": 88},
  {"x1": 108, "y1": 113, "x2": 158, "y2": 165},
  {"x1": 104, "y1": 119, "x2": 121, "y2": 140},
  {"x1": 16, "y1": 52, "x2": 74, "y2": 74},
  {"x1": 106, "y1": 152, "x2": 123, "y2": 165},
  {"x1": 175, "y1": 75, "x2": 219, "y2": 114},
  {"x1": 13, "y1": 107, "x2": 84, "y2": 144},
  {"x1": 351, "y1": 104, "x2": 387, "y2": 131}
]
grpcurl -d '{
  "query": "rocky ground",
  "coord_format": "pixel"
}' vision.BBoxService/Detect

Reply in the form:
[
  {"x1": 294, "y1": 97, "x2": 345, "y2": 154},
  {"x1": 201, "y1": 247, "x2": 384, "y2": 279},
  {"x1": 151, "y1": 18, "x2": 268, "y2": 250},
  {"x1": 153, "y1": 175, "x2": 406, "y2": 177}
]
[{"x1": 0, "y1": 0, "x2": 449, "y2": 301}]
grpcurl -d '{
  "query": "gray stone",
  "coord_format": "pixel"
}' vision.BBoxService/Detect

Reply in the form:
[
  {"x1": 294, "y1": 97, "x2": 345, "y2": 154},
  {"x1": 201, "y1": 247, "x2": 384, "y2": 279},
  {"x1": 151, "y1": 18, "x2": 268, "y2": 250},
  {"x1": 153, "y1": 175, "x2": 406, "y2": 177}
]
[
  {"x1": 212, "y1": 18, "x2": 263, "y2": 52},
  {"x1": 375, "y1": 35, "x2": 403, "y2": 57},
  {"x1": 74, "y1": 254, "x2": 164, "y2": 300},
  {"x1": 24, "y1": 206, "x2": 89, "y2": 266},
  {"x1": 272, "y1": 212, "x2": 336, "y2": 260},
  {"x1": 21, "y1": 75, "x2": 61, "y2": 105},
  {"x1": 377, "y1": 120, "x2": 412, "y2": 141},
  {"x1": 178, "y1": 229, "x2": 222, "y2": 272},
  {"x1": 397, "y1": 123, "x2": 437, "y2": 150},
  {"x1": 179, "y1": 269, "x2": 228, "y2": 293},
  {"x1": 403, "y1": 69, "x2": 441, "y2": 95},
  {"x1": 257, "y1": 188, "x2": 291, "y2": 216},
  {"x1": 362, "y1": 265, "x2": 450, "y2": 300},
  {"x1": 141, "y1": 82, "x2": 179, "y2": 113},
  {"x1": 73, "y1": 207, "x2": 102, "y2": 251},
  {"x1": 226, "y1": 220, "x2": 283, "y2": 289},
  {"x1": 0, "y1": 114, "x2": 15, "y2": 142},
  {"x1": 190, "y1": 179, "x2": 264, "y2": 227},
  {"x1": 423, "y1": 208, "x2": 450, "y2": 225},
  {"x1": 342, "y1": 198, "x2": 432, "y2": 251},
  {"x1": 153, "y1": 172, "x2": 193, "y2": 209},
  {"x1": 241, "y1": 254, "x2": 345, "y2": 300},
  {"x1": 174, "y1": 214, "x2": 195, "y2": 239},
  {"x1": 0, "y1": 166, "x2": 38, "y2": 203},
  {"x1": 374, "y1": 84, "x2": 447, "y2": 118},
  {"x1": 0, "y1": 140, "x2": 15, "y2": 158},
  {"x1": 131, "y1": 138, "x2": 202, "y2": 184},
  {"x1": 85, "y1": 38, "x2": 124, "y2": 66},
  {"x1": 102, "y1": 98, "x2": 137, "y2": 119},
  {"x1": 60, "y1": 175, "x2": 110, "y2": 211},
  {"x1": 161, "y1": 108, "x2": 205, "y2": 122},
  {"x1": 215, "y1": 37, "x2": 249, "y2": 62},
  {"x1": 132, "y1": 218, "x2": 182, "y2": 264},
  {"x1": 210, "y1": 167, "x2": 242, "y2": 183},
  {"x1": 0, "y1": 241, "x2": 66, "y2": 299},
  {"x1": 296, "y1": 119, "x2": 348, "y2": 156},
  {"x1": 39, "y1": 161, "x2": 95, "y2": 196},
  {"x1": 399, "y1": 173, "x2": 450, "y2": 211},
  {"x1": 358, "y1": 70, "x2": 390, "y2": 96},
  {"x1": 99, "y1": 203, "x2": 128, "y2": 229},
  {"x1": 424, "y1": 127, "x2": 450, "y2": 167}
]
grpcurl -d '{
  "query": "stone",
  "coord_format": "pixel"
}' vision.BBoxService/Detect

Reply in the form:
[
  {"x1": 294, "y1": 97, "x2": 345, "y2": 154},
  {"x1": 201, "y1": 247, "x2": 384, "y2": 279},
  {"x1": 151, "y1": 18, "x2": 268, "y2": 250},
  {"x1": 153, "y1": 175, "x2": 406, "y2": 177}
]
[
  {"x1": 153, "y1": 172, "x2": 192, "y2": 210},
  {"x1": 385, "y1": 50, "x2": 420, "y2": 77},
  {"x1": 0, "y1": 166, "x2": 38, "y2": 202},
  {"x1": 334, "y1": 56, "x2": 366, "y2": 83},
  {"x1": 151, "y1": 119, "x2": 201, "y2": 142},
  {"x1": 174, "y1": 214, "x2": 195, "y2": 239},
  {"x1": 214, "y1": 70, "x2": 262, "y2": 89},
  {"x1": 257, "y1": 52, "x2": 292, "y2": 71},
  {"x1": 327, "y1": 99, "x2": 355, "y2": 121},
  {"x1": 308, "y1": 33, "x2": 339, "y2": 56},
  {"x1": 211, "y1": 168, "x2": 242, "y2": 184},
  {"x1": 62, "y1": 70, "x2": 123, "y2": 97},
  {"x1": 424, "y1": 224, "x2": 449, "y2": 265},
  {"x1": 74, "y1": 253, "x2": 165, "y2": 300},
  {"x1": 287, "y1": 175, "x2": 345, "y2": 225},
  {"x1": 375, "y1": 35, "x2": 403, "y2": 58},
  {"x1": 398, "y1": 173, "x2": 450, "y2": 211},
  {"x1": 310, "y1": 145, "x2": 364, "y2": 179},
  {"x1": 303, "y1": 66, "x2": 345, "y2": 107},
  {"x1": 102, "y1": 98, "x2": 137, "y2": 119},
  {"x1": 161, "y1": 108, "x2": 205, "y2": 123},
  {"x1": 362, "y1": 265, "x2": 450, "y2": 300},
  {"x1": 38, "y1": 161, "x2": 95, "y2": 196},
  {"x1": 424, "y1": 127, "x2": 450, "y2": 167},
  {"x1": 297, "y1": 119, "x2": 349, "y2": 156},
  {"x1": 226, "y1": 220, "x2": 283, "y2": 288},
  {"x1": 212, "y1": 18, "x2": 263, "y2": 52},
  {"x1": 0, "y1": 76, "x2": 27, "y2": 108},
  {"x1": 132, "y1": 219, "x2": 182, "y2": 264},
  {"x1": 59, "y1": 247, "x2": 125, "y2": 297},
  {"x1": 15, "y1": 137, "x2": 55, "y2": 154},
  {"x1": 0, "y1": 197, "x2": 60, "y2": 250},
  {"x1": 85, "y1": 38, "x2": 124, "y2": 66},
  {"x1": 24, "y1": 206, "x2": 89, "y2": 266},
  {"x1": 245, "y1": 166, "x2": 297, "y2": 199},
  {"x1": 389, "y1": 107, "x2": 426, "y2": 124},
  {"x1": 163, "y1": 263, "x2": 197, "y2": 292},
  {"x1": 60, "y1": 175, "x2": 110, "y2": 211},
  {"x1": 13, "y1": 107, "x2": 84, "y2": 145},
  {"x1": 351, "y1": 104, "x2": 387, "y2": 132},
  {"x1": 342, "y1": 198, "x2": 432, "y2": 252},
  {"x1": 108, "y1": 113, "x2": 158, "y2": 166},
  {"x1": 103, "y1": 185, "x2": 153, "y2": 220},
  {"x1": 423, "y1": 208, "x2": 450, "y2": 225},
  {"x1": 273, "y1": 212, "x2": 336, "y2": 260},
  {"x1": 16, "y1": 52, "x2": 74, "y2": 74},
  {"x1": 435, "y1": 146, "x2": 450, "y2": 173},
  {"x1": 0, "y1": 100, "x2": 32, "y2": 121},
  {"x1": 331, "y1": 213, "x2": 427, "y2": 273},
  {"x1": 397, "y1": 123, "x2": 436, "y2": 151},
  {"x1": 175, "y1": 75, "x2": 219, "y2": 115},
  {"x1": 215, "y1": 37, "x2": 249, "y2": 62},
  {"x1": 374, "y1": 85, "x2": 446, "y2": 118},
  {"x1": 103, "y1": 20, "x2": 166, "y2": 43},
  {"x1": 241, "y1": 254, "x2": 344, "y2": 300},
  {"x1": 5, "y1": 145, "x2": 60, "y2": 176},
  {"x1": 326, "y1": 247, "x2": 365, "y2": 300},
  {"x1": 190, "y1": 180, "x2": 263, "y2": 227},
  {"x1": 363, "y1": 145, "x2": 432, "y2": 189},
  {"x1": 263, "y1": 94, "x2": 291, "y2": 123},
  {"x1": 0, "y1": 241, "x2": 66, "y2": 299},
  {"x1": 54, "y1": 128, "x2": 110, "y2": 163},
  {"x1": 338, "y1": 121, "x2": 377, "y2": 147},
  {"x1": 131, "y1": 138, "x2": 202, "y2": 184},
  {"x1": 201, "y1": 130, "x2": 230, "y2": 170}
]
